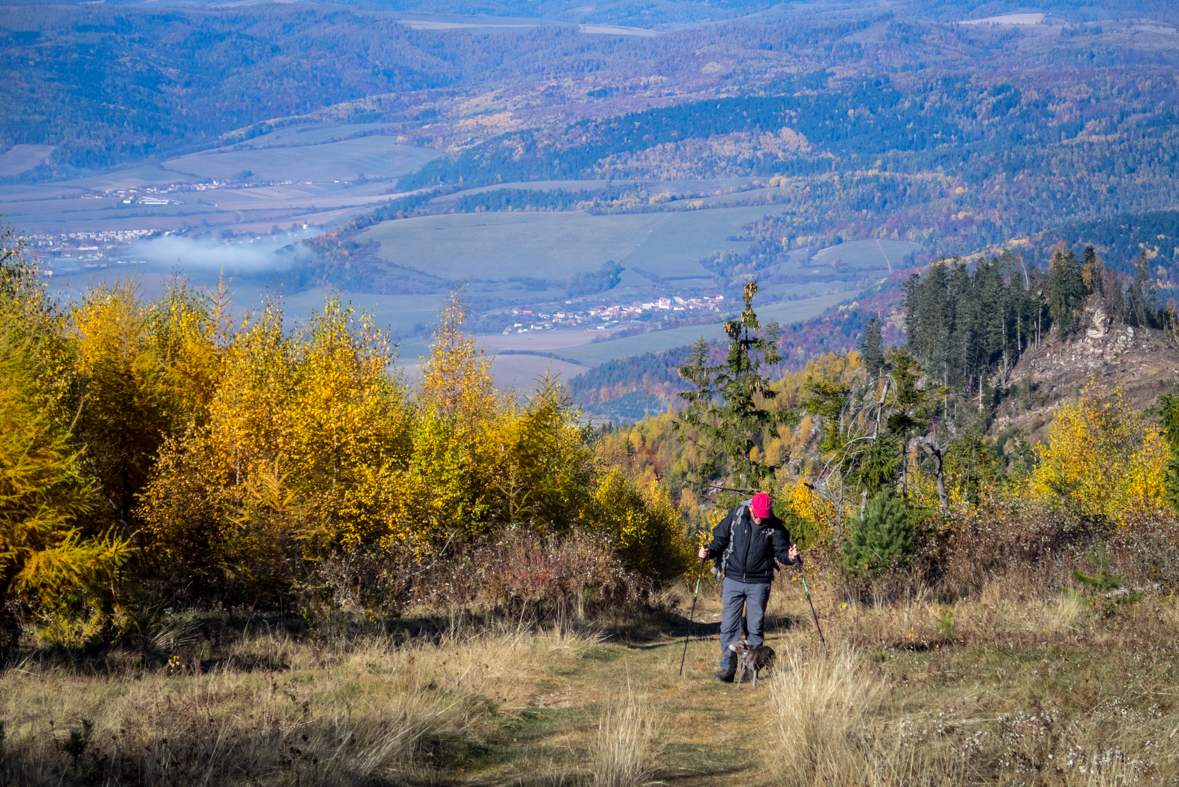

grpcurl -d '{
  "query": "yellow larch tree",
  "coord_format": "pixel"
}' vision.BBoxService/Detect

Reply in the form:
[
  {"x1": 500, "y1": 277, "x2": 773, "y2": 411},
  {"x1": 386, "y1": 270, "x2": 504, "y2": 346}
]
[
  {"x1": 1029, "y1": 381, "x2": 1169, "y2": 526},
  {"x1": 1, "y1": 246, "x2": 131, "y2": 632},
  {"x1": 71, "y1": 280, "x2": 173, "y2": 530}
]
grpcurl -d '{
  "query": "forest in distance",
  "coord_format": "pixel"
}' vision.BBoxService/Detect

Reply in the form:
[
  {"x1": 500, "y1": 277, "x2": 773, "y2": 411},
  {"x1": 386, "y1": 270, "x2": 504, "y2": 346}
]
[{"x1": 6, "y1": 0, "x2": 1179, "y2": 784}]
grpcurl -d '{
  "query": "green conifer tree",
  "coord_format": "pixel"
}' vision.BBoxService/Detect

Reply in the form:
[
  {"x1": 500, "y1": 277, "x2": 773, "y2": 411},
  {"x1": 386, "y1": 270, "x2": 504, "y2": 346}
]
[
  {"x1": 859, "y1": 316, "x2": 885, "y2": 377},
  {"x1": 677, "y1": 281, "x2": 793, "y2": 491},
  {"x1": 1127, "y1": 251, "x2": 1158, "y2": 329},
  {"x1": 1161, "y1": 392, "x2": 1179, "y2": 516},
  {"x1": 1047, "y1": 243, "x2": 1085, "y2": 340},
  {"x1": 841, "y1": 488, "x2": 914, "y2": 577}
]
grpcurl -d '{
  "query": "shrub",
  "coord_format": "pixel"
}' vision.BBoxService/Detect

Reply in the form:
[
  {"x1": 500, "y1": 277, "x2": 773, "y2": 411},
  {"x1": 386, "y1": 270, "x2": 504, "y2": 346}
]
[
  {"x1": 1028, "y1": 382, "x2": 1169, "y2": 527},
  {"x1": 588, "y1": 470, "x2": 694, "y2": 584},
  {"x1": 308, "y1": 530, "x2": 652, "y2": 621}
]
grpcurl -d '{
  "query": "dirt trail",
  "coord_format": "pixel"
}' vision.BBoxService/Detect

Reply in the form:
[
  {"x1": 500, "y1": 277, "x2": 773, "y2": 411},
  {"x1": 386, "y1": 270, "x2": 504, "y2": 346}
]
[{"x1": 463, "y1": 576, "x2": 821, "y2": 786}]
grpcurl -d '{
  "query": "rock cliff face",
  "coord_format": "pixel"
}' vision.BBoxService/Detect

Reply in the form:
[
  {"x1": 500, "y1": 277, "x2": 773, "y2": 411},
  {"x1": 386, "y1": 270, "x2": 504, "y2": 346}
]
[{"x1": 991, "y1": 314, "x2": 1179, "y2": 444}]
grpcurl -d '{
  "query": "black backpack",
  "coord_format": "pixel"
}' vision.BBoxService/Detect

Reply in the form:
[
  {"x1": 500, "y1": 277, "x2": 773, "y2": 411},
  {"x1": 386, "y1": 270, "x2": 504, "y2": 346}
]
[{"x1": 712, "y1": 499, "x2": 751, "y2": 577}]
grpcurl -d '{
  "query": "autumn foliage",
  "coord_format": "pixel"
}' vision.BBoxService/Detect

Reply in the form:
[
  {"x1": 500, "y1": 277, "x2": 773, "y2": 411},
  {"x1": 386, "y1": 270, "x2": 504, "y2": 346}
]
[{"x1": 0, "y1": 242, "x2": 692, "y2": 637}]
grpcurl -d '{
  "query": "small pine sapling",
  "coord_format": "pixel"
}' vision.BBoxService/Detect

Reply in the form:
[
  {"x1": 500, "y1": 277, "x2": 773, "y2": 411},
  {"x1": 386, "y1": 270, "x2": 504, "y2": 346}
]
[{"x1": 841, "y1": 488, "x2": 914, "y2": 577}]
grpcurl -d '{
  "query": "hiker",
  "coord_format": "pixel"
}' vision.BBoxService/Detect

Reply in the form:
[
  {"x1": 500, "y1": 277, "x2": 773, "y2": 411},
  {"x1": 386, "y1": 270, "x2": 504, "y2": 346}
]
[{"x1": 697, "y1": 492, "x2": 801, "y2": 682}]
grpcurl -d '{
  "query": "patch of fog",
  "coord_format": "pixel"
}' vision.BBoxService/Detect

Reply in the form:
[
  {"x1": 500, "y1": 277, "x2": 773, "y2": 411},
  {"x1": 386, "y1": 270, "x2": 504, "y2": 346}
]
[{"x1": 129, "y1": 229, "x2": 318, "y2": 277}]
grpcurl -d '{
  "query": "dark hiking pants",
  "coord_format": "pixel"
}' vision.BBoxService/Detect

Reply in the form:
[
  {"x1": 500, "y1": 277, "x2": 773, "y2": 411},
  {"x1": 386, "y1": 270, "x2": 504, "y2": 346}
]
[{"x1": 719, "y1": 577, "x2": 771, "y2": 673}]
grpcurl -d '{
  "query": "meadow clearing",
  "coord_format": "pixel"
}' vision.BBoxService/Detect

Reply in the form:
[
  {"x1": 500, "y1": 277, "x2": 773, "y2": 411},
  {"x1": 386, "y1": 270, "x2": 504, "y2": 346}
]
[
  {"x1": 4, "y1": 563, "x2": 1178, "y2": 787},
  {"x1": 160, "y1": 137, "x2": 439, "y2": 185},
  {"x1": 360, "y1": 202, "x2": 781, "y2": 282}
]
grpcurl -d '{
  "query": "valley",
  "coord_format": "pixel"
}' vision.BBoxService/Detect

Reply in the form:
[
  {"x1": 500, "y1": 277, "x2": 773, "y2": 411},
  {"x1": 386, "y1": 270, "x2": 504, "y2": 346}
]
[
  {"x1": 1, "y1": 0, "x2": 1177, "y2": 416},
  {"x1": 4, "y1": 4, "x2": 1179, "y2": 786}
]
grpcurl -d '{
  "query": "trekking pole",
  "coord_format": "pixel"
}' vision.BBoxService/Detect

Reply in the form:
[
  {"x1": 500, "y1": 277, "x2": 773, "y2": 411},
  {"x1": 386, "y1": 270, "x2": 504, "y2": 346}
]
[
  {"x1": 797, "y1": 564, "x2": 826, "y2": 647},
  {"x1": 679, "y1": 557, "x2": 707, "y2": 676}
]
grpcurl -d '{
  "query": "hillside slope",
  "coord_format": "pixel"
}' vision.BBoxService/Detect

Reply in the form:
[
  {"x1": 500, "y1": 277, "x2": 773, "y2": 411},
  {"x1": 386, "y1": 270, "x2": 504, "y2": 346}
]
[{"x1": 992, "y1": 315, "x2": 1179, "y2": 443}]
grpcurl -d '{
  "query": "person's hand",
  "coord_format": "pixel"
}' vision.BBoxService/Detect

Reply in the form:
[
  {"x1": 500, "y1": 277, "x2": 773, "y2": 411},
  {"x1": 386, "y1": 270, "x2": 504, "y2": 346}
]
[
  {"x1": 698, "y1": 547, "x2": 710, "y2": 560},
  {"x1": 788, "y1": 543, "x2": 800, "y2": 562}
]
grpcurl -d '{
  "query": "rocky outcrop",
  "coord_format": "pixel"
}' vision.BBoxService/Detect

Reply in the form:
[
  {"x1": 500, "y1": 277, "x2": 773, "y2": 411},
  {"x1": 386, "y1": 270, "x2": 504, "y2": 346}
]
[{"x1": 991, "y1": 318, "x2": 1179, "y2": 443}]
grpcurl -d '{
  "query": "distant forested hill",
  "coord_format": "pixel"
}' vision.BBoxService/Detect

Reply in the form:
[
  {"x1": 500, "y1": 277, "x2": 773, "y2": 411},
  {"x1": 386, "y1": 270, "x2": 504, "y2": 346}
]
[
  {"x1": 78, "y1": 0, "x2": 1179, "y2": 26},
  {"x1": 0, "y1": 6, "x2": 456, "y2": 170},
  {"x1": 3, "y1": 2, "x2": 1178, "y2": 179}
]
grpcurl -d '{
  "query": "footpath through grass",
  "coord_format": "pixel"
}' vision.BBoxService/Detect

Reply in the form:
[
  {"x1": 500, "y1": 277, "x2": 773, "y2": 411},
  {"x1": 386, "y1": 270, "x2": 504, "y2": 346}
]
[{"x1": 4, "y1": 572, "x2": 1179, "y2": 786}]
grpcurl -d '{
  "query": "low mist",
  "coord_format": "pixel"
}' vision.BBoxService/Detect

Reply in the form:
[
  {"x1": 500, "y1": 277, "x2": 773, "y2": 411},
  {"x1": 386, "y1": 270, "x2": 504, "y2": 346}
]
[{"x1": 129, "y1": 229, "x2": 318, "y2": 279}]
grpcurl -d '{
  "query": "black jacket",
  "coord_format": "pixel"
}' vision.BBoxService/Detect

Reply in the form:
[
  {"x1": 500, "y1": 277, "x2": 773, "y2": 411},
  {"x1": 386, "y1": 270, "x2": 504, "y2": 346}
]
[{"x1": 705, "y1": 503, "x2": 799, "y2": 584}]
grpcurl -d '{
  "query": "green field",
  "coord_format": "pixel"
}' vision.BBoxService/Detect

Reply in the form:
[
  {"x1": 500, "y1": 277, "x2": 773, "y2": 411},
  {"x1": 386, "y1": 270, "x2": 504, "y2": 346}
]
[
  {"x1": 228, "y1": 122, "x2": 393, "y2": 148},
  {"x1": 361, "y1": 204, "x2": 779, "y2": 281},
  {"x1": 365, "y1": 210, "x2": 672, "y2": 280},
  {"x1": 162, "y1": 137, "x2": 438, "y2": 183},
  {"x1": 810, "y1": 238, "x2": 921, "y2": 271},
  {"x1": 281, "y1": 289, "x2": 450, "y2": 338}
]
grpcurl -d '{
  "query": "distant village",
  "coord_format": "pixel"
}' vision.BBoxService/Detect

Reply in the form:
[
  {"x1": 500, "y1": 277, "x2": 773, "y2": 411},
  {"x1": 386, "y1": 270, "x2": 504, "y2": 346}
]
[
  {"x1": 26, "y1": 176, "x2": 315, "y2": 274},
  {"x1": 26, "y1": 227, "x2": 161, "y2": 275},
  {"x1": 505, "y1": 294, "x2": 724, "y2": 334}
]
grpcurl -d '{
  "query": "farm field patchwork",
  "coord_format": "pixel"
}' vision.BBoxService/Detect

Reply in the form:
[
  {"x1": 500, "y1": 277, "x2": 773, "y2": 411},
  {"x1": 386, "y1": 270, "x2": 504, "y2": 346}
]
[
  {"x1": 552, "y1": 291, "x2": 848, "y2": 367},
  {"x1": 391, "y1": 290, "x2": 848, "y2": 382}
]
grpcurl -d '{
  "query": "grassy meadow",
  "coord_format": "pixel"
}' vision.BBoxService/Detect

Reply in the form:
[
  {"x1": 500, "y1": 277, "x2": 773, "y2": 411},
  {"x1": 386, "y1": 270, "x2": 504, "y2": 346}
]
[
  {"x1": 361, "y1": 203, "x2": 783, "y2": 281},
  {"x1": 161, "y1": 137, "x2": 439, "y2": 184},
  {"x1": 809, "y1": 239, "x2": 922, "y2": 272},
  {"x1": 5, "y1": 566, "x2": 1179, "y2": 786}
]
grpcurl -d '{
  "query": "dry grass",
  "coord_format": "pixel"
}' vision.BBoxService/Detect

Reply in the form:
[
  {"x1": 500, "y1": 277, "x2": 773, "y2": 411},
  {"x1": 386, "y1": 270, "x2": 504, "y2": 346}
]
[
  {"x1": 0, "y1": 622, "x2": 602, "y2": 786},
  {"x1": 8, "y1": 565, "x2": 1179, "y2": 786},
  {"x1": 754, "y1": 568, "x2": 1179, "y2": 787},
  {"x1": 591, "y1": 680, "x2": 665, "y2": 787},
  {"x1": 761, "y1": 630, "x2": 1179, "y2": 786}
]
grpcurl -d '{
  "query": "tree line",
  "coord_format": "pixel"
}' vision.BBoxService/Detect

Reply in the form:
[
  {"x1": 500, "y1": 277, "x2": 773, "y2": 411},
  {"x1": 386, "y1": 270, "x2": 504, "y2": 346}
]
[
  {"x1": 0, "y1": 235, "x2": 692, "y2": 644},
  {"x1": 904, "y1": 244, "x2": 1174, "y2": 400}
]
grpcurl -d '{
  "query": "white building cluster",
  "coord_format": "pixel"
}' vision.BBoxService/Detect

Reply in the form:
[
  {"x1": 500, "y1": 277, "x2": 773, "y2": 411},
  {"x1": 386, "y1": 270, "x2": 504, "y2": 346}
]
[{"x1": 505, "y1": 294, "x2": 724, "y2": 334}]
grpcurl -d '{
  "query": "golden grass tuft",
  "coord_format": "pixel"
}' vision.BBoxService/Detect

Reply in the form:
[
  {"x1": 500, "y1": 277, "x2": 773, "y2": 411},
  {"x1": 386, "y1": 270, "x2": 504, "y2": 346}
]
[
  {"x1": 591, "y1": 680, "x2": 664, "y2": 787},
  {"x1": 764, "y1": 645, "x2": 886, "y2": 785}
]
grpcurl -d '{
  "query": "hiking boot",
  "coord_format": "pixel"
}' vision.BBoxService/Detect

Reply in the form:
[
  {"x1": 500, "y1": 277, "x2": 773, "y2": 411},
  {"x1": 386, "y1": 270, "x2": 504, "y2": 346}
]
[{"x1": 713, "y1": 670, "x2": 735, "y2": 683}]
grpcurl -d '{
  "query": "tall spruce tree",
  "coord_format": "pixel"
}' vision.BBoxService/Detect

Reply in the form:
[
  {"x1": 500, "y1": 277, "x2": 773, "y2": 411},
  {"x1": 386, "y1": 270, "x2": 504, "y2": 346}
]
[
  {"x1": 1161, "y1": 392, "x2": 1179, "y2": 516},
  {"x1": 1127, "y1": 251, "x2": 1158, "y2": 328},
  {"x1": 883, "y1": 349, "x2": 931, "y2": 499},
  {"x1": 859, "y1": 316, "x2": 885, "y2": 377},
  {"x1": 677, "y1": 281, "x2": 792, "y2": 491},
  {"x1": 1047, "y1": 243, "x2": 1085, "y2": 339}
]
